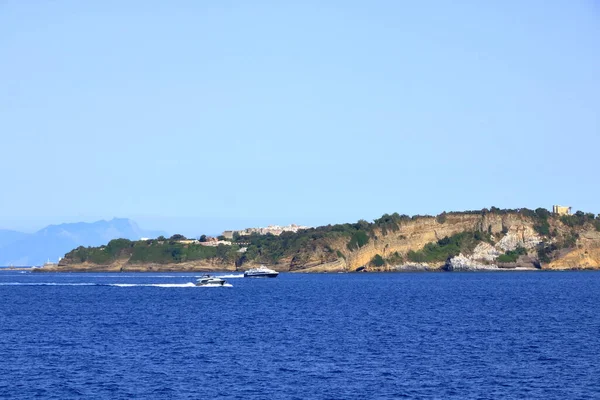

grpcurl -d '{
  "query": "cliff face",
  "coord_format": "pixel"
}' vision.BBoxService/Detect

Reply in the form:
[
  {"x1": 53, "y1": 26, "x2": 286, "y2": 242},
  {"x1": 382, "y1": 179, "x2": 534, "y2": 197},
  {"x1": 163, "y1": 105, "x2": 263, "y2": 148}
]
[
  {"x1": 294, "y1": 213, "x2": 542, "y2": 271},
  {"x1": 51, "y1": 210, "x2": 600, "y2": 273},
  {"x1": 278, "y1": 213, "x2": 600, "y2": 272},
  {"x1": 345, "y1": 214, "x2": 481, "y2": 271},
  {"x1": 546, "y1": 230, "x2": 600, "y2": 270}
]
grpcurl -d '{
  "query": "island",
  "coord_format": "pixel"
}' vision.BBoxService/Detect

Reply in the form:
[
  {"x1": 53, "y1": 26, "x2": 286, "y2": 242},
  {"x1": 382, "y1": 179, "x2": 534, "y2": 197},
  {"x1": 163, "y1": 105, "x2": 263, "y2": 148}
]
[{"x1": 38, "y1": 207, "x2": 600, "y2": 273}]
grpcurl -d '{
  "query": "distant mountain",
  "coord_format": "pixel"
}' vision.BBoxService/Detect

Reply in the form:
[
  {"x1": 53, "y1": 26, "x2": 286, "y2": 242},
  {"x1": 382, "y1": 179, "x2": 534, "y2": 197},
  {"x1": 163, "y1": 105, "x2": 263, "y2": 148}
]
[
  {"x1": 0, "y1": 218, "x2": 166, "y2": 266},
  {"x1": 0, "y1": 229, "x2": 29, "y2": 248}
]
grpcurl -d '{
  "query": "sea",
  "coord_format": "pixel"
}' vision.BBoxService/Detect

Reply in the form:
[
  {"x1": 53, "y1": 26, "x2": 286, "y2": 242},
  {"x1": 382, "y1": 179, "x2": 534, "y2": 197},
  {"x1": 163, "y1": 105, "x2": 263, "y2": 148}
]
[{"x1": 0, "y1": 270, "x2": 599, "y2": 399}]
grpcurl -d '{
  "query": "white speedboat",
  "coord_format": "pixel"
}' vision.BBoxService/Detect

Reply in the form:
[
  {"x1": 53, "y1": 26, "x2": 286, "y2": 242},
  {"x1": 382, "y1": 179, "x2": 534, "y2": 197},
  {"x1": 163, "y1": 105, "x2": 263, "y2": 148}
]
[
  {"x1": 244, "y1": 265, "x2": 279, "y2": 278},
  {"x1": 195, "y1": 275, "x2": 231, "y2": 287}
]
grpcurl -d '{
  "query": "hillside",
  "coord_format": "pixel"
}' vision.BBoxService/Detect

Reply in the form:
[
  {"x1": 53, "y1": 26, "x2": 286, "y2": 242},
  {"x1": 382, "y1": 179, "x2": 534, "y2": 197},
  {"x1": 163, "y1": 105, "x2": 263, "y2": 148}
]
[
  {"x1": 0, "y1": 230, "x2": 28, "y2": 249},
  {"x1": 47, "y1": 208, "x2": 600, "y2": 273}
]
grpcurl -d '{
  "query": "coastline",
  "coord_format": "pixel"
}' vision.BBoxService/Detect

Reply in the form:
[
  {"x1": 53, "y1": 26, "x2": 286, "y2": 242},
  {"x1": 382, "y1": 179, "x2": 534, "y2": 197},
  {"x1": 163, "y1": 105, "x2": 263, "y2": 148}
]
[
  {"x1": 33, "y1": 262, "x2": 237, "y2": 273},
  {"x1": 30, "y1": 263, "x2": 598, "y2": 273},
  {"x1": 32, "y1": 209, "x2": 600, "y2": 274}
]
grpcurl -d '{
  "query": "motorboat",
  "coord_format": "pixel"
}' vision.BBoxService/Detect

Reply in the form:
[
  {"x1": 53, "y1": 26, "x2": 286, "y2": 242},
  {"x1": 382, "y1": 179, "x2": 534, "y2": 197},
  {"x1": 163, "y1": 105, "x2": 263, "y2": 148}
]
[
  {"x1": 195, "y1": 275, "x2": 231, "y2": 287},
  {"x1": 243, "y1": 265, "x2": 279, "y2": 278}
]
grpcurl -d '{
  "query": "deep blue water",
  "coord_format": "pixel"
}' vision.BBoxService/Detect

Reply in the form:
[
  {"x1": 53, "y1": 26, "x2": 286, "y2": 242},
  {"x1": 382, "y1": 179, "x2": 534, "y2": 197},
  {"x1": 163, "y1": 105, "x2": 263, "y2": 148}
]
[{"x1": 1, "y1": 271, "x2": 599, "y2": 399}]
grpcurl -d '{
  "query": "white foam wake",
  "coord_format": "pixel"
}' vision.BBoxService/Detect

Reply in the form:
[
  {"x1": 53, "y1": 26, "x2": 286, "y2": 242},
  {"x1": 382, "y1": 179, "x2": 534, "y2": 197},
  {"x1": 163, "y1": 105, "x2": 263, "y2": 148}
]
[
  {"x1": 214, "y1": 274, "x2": 244, "y2": 279},
  {"x1": 110, "y1": 283, "x2": 232, "y2": 287},
  {"x1": 0, "y1": 282, "x2": 97, "y2": 286},
  {"x1": 81, "y1": 275, "x2": 190, "y2": 278},
  {"x1": 109, "y1": 283, "x2": 197, "y2": 288},
  {"x1": 0, "y1": 282, "x2": 232, "y2": 288},
  {"x1": 194, "y1": 283, "x2": 233, "y2": 287}
]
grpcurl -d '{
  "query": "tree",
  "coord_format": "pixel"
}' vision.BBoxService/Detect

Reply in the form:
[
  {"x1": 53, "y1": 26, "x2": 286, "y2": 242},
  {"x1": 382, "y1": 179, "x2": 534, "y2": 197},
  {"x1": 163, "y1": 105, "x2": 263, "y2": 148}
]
[
  {"x1": 436, "y1": 212, "x2": 447, "y2": 224},
  {"x1": 355, "y1": 219, "x2": 371, "y2": 231},
  {"x1": 199, "y1": 235, "x2": 207, "y2": 242},
  {"x1": 170, "y1": 234, "x2": 187, "y2": 241},
  {"x1": 535, "y1": 208, "x2": 551, "y2": 219}
]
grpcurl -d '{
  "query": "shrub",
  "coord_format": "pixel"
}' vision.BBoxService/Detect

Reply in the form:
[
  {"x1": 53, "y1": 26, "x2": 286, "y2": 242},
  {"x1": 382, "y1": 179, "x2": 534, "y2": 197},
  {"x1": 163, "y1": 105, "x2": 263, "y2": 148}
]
[
  {"x1": 519, "y1": 208, "x2": 536, "y2": 219},
  {"x1": 386, "y1": 252, "x2": 404, "y2": 265},
  {"x1": 534, "y1": 220, "x2": 550, "y2": 236},
  {"x1": 473, "y1": 231, "x2": 493, "y2": 243},
  {"x1": 347, "y1": 231, "x2": 369, "y2": 250},
  {"x1": 497, "y1": 247, "x2": 527, "y2": 263},
  {"x1": 561, "y1": 233, "x2": 579, "y2": 248},
  {"x1": 407, "y1": 231, "x2": 485, "y2": 263},
  {"x1": 535, "y1": 208, "x2": 551, "y2": 219},
  {"x1": 537, "y1": 244, "x2": 557, "y2": 264},
  {"x1": 371, "y1": 254, "x2": 385, "y2": 267},
  {"x1": 105, "y1": 239, "x2": 134, "y2": 257},
  {"x1": 561, "y1": 211, "x2": 595, "y2": 227},
  {"x1": 407, "y1": 250, "x2": 427, "y2": 263},
  {"x1": 373, "y1": 213, "x2": 406, "y2": 235},
  {"x1": 537, "y1": 249, "x2": 551, "y2": 264},
  {"x1": 497, "y1": 254, "x2": 515, "y2": 263}
]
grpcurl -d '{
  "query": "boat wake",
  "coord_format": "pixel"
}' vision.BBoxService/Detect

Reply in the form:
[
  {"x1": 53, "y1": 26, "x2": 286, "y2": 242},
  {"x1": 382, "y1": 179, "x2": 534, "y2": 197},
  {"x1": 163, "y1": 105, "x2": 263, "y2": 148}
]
[
  {"x1": 195, "y1": 283, "x2": 233, "y2": 287},
  {"x1": 110, "y1": 283, "x2": 232, "y2": 288},
  {"x1": 0, "y1": 282, "x2": 97, "y2": 286},
  {"x1": 109, "y1": 283, "x2": 197, "y2": 288},
  {"x1": 0, "y1": 282, "x2": 231, "y2": 288},
  {"x1": 214, "y1": 274, "x2": 244, "y2": 279}
]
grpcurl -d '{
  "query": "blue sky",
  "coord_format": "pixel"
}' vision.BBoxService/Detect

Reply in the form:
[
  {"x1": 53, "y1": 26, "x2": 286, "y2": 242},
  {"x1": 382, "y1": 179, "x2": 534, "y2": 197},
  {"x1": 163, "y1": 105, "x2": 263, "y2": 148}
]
[{"x1": 1, "y1": 1, "x2": 599, "y2": 236}]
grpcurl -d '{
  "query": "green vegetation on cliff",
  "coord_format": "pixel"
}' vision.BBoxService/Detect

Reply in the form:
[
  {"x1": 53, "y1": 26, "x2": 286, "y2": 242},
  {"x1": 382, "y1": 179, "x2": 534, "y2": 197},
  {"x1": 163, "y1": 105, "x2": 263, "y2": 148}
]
[
  {"x1": 560, "y1": 211, "x2": 596, "y2": 228},
  {"x1": 60, "y1": 207, "x2": 600, "y2": 270},
  {"x1": 347, "y1": 231, "x2": 369, "y2": 250},
  {"x1": 498, "y1": 247, "x2": 527, "y2": 263},
  {"x1": 237, "y1": 220, "x2": 375, "y2": 264},
  {"x1": 407, "y1": 231, "x2": 491, "y2": 263},
  {"x1": 66, "y1": 238, "x2": 240, "y2": 265},
  {"x1": 370, "y1": 254, "x2": 385, "y2": 267},
  {"x1": 386, "y1": 251, "x2": 404, "y2": 266},
  {"x1": 373, "y1": 213, "x2": 410, "y2": 234}
]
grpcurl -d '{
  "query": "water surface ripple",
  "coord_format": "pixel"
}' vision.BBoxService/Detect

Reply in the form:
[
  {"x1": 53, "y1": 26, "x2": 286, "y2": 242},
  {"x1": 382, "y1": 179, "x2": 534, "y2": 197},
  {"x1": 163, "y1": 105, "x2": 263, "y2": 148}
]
[{"x1": 0, "y1": 271, "x2": 599, "y2": 399}]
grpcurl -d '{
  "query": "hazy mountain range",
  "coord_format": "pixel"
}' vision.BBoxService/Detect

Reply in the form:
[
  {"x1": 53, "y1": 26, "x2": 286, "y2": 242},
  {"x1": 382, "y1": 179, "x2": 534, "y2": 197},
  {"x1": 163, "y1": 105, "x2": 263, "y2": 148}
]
[{"x1": 0, "y1": 218, "x2": 166, "y2": 266}]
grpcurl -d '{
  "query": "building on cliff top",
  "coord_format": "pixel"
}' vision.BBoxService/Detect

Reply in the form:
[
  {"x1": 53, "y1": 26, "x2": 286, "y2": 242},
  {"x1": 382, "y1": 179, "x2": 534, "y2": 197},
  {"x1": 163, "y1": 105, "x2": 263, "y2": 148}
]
[
  {"x1": 553, "y1": 205, "x2": 572, "y2": 216},
  {"x1": 223, "y1": 224, "x2": 310, "y2": 239}
]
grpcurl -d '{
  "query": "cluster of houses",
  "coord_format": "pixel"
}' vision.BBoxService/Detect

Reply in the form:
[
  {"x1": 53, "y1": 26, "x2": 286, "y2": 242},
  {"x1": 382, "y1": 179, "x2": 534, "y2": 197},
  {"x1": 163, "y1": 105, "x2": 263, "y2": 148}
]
[
  {"x1": 140, "y1": 236, "x2": 233, "y2": 246},
  {"x1": 174, "y1": 237, "x2": 233, "y2": 247},
  {"x1": 222, "y1": 224, "x2": 310, "y2": 239}
]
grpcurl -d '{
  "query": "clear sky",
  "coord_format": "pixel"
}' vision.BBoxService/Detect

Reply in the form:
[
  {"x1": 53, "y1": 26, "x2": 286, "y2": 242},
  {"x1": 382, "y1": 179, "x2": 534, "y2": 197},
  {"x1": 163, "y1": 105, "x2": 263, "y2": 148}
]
[{"x1": 1, "y1": 1, "x2": 599, "y2": 236}]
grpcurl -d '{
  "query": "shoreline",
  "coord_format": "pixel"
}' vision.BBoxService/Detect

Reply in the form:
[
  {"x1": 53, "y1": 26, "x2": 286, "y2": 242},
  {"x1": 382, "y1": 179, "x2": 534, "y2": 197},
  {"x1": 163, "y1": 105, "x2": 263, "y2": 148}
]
[{"x1": 27, "y1": 266, "x2": 600, "y2": 273}]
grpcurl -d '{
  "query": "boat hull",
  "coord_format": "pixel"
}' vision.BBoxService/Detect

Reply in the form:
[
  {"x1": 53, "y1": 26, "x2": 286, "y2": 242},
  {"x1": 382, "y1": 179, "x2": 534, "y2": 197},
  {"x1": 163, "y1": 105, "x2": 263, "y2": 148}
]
[{"x1": 244, "y1": 273, "x2": 279, "y2": 278}]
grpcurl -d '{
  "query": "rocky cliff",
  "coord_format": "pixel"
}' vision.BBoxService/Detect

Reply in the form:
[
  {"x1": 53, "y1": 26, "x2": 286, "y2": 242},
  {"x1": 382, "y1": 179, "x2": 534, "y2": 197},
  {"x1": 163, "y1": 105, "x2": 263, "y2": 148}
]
[
  {"x1": 46, "y1": 209, "x2": 600, "y2": 273},
  {"x1": 291, "y1": 213, "x2": 546, "y2": 272}
]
